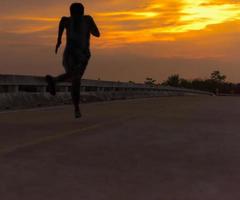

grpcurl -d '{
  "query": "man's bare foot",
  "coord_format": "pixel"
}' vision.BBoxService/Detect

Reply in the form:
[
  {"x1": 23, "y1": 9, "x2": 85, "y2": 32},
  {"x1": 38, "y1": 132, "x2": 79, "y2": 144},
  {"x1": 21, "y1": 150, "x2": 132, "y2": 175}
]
[
  {"x1": 74, "y1": 108, "x2": 82, "y2": 119},
  {"x1": 45, "y1": 75, "x2": 56, "y2": 96}
]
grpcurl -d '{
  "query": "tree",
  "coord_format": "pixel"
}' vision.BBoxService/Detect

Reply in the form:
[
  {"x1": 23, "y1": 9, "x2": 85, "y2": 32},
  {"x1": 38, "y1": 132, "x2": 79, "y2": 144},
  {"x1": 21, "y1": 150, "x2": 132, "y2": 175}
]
[
  {"x1": 162, "y1": 74, "x2": 180, "y2": 87},
  {"x1": 144, "y1": 77, "x2": 156, "y2": 86},
  {"x1": 209, "y1": 71, "x2": 227, "y2": 94},
  {"x1": 180, "y1": 79, "x2": 192, "y2": 89},
  {"x1": 210, "y1": 70, "x2": 226, "y2": 83}
]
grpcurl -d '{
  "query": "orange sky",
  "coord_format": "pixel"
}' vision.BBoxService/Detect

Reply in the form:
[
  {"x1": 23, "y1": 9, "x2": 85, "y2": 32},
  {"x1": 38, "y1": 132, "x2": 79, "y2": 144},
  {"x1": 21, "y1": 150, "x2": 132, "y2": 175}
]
[{"x1": 1, "y1": 0, "x2": 240, "y2": 82}]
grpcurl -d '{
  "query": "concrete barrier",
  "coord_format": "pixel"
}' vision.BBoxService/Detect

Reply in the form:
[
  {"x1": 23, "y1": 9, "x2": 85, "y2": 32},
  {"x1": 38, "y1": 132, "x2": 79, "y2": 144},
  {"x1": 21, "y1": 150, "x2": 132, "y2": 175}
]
[{"x1": 0, "y1": 74, "x2": 213, "y2": 110}]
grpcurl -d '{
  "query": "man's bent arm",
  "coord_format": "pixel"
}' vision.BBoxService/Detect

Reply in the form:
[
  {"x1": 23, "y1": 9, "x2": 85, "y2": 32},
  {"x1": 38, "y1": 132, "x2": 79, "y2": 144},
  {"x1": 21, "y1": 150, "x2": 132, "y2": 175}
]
[
  {"x1": 57, "y1": 17, "x2": 66, "y2": 43},
  {"x1": 55, "y1": 17, "x2": 66, "y2": 54},
  {"x1": 89, "y1": 16, "x2": 100, "y2": 37}
]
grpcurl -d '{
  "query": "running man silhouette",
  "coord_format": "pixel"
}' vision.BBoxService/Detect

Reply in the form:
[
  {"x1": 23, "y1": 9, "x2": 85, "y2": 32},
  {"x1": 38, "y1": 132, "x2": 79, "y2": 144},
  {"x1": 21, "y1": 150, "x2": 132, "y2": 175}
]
[{"x1": 46, "y1": 3, "x2": 100, "y2": 118}]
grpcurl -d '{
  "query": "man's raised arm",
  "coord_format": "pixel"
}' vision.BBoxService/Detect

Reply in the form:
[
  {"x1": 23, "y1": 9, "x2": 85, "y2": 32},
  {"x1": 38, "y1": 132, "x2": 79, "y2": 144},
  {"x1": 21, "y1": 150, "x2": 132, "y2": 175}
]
[
  {"x1": 88, "y1": 16, "x2": 100, "y2": 37},
  {"x1": 55, "y1": 17, "x2": 67, "y2": 54}
]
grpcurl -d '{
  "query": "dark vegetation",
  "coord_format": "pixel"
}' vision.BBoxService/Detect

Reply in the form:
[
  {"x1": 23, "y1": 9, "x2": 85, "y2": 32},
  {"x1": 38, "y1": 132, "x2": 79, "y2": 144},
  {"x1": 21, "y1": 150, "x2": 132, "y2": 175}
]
[{"x1": 144, "y1": 71, "x2": 240, "y2": 94}]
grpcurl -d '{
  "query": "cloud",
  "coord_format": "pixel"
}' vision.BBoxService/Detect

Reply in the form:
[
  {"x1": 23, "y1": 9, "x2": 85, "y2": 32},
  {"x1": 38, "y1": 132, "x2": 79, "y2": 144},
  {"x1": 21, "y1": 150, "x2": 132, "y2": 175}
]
[
  {"x1": 1, "y1": 0, "x2": 240, "y2": 82},
  {"x1": 94, "y1": 0, "x2": 240, "y2": 45},
  {"x1": 2, "y1": 0, "x2": 240, "y2": 46}
]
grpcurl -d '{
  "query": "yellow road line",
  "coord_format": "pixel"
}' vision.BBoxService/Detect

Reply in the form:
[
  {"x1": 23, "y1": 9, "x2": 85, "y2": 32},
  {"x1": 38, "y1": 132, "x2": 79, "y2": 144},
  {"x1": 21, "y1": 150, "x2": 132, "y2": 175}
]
[
  {"x1": 0, "y1": 115, "x2": 137, "y2": 155},
  {"x1": 0, "y1": 97, "x2": 161, "y2": 115}
]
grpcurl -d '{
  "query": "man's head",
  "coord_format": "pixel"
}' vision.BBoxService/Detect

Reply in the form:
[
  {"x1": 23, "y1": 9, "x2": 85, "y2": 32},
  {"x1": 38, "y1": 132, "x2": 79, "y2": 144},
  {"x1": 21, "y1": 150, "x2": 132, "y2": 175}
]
[{"x1": 70, "y1": 3, "x2": 84, "y2": 17}]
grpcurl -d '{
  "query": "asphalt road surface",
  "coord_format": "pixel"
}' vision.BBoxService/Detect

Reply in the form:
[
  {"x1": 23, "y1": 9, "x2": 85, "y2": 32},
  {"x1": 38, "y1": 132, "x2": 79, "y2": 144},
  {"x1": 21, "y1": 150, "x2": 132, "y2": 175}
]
[{"x1": 0, "y1": 96, "x2": 240, "y2": 200}]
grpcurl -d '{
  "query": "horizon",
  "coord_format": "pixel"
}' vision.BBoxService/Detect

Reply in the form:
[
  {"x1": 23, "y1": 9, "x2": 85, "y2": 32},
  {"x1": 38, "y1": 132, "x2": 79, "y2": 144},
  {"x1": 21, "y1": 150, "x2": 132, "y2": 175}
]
[{"x1": 1, "y1": 0, "x2": 240, "y2": 82}]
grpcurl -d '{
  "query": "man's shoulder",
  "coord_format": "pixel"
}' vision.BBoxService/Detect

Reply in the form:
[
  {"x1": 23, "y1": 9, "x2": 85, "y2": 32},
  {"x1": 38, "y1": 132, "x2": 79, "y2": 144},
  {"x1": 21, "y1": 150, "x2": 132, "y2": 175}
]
[
  {"x1": 84, "y1": 15, "x2": 93, "y2": 21},
  {"x1": 61, "y1": 16, "x2": 70, "y2": 22},
  {"x1": 59, "y1": 16, "x2": 70, "y2": 27},
  {"x1": 84, "y1": 15, "x2": 92, "y2": 18}
]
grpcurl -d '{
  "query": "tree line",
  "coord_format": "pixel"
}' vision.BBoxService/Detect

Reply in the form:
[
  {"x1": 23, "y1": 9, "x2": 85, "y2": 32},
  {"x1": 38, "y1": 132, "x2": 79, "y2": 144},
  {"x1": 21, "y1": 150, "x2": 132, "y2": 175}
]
[{"x1": 143, "y1": 71, "x2": 240, "y2": 94}]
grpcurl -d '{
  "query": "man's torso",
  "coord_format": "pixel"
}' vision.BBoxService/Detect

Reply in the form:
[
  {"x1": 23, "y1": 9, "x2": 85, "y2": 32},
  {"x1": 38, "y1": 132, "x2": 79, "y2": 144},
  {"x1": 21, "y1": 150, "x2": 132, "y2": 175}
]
[{"x1": 63, "y1": 16, "x2": 92, "y2": 51}]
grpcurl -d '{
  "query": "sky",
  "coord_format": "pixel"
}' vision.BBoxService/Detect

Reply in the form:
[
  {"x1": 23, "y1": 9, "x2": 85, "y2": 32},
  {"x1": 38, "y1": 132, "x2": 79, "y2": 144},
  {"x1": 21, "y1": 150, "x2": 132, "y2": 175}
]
[{"x1": 1, "y1": 0, "x2": 240, "y2": 83}]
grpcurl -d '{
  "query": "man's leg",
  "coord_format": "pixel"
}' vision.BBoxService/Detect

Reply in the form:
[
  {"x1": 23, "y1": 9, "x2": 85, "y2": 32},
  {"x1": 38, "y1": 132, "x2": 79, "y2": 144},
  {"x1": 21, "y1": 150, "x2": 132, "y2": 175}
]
[
  {"x1": 71, "y1": 76, "x2": 81, "y2": 118},
  {"x1": 46, "y1": 72, "x2": 72, "y2": 96},
  {"x1": 45, "y1": 75, "x2": 56, "y2": 96},
  {"x1": 71, "y1": 60, "x2": 88, "y2": 118}
]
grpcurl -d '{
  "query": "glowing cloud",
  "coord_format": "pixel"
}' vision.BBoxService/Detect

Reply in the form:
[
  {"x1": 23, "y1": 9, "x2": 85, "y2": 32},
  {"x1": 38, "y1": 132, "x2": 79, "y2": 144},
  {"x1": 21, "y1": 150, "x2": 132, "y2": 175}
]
[
  {"x1": 97, "y1": 11, "x2": 159, "y2": 20},
  {"x1": 178, "y1": 0, "x2": 240, "y2": 32},
  {"x1": 94, "y1": 0, "x2": 240, "y2": 46},
  {"x1": 1, "y1": 0, "x2": 240, "y2": 46},
  {"x1": 0, "y1": 16, "x2": 59, "y2": 22}
]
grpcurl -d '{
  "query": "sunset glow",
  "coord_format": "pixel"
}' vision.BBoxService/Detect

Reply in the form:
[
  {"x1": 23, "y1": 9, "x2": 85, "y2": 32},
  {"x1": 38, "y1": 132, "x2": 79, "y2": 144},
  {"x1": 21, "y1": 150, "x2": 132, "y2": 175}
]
[
  {"x1": 1, "y1": 0, "x2": 240, "y2": 45},
  {"x1": 95, "y1": 0, "x2": 240, "y2": 45},
  {"x1": 1, "y1": 0, "x2": 240, "y2": 82}
]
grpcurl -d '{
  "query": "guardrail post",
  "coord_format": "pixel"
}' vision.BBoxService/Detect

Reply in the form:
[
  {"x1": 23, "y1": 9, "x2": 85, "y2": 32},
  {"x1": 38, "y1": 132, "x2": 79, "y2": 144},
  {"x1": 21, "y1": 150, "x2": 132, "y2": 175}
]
[
  {"x1": 57, "y1": 86, "x2": 69, "y2": 93},
  {"x1": 8, "y1": 85, "x2": 19, "y2": 93},
  {"x1": 81, "y1": 86, "x2": 86, "y2": 92},
  {"x1": 63, "y1": 86, "x2": 69, "y2": 93},
  {"x1": 38, "y1": 86, "x2": 47, "y2": 93}
]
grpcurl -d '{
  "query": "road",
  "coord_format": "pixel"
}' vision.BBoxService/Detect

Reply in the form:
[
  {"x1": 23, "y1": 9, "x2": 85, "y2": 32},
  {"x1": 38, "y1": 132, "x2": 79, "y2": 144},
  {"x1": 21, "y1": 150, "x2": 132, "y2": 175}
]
[{"x1": 0, "y1": 96, "x2": 240, "y2": 200}]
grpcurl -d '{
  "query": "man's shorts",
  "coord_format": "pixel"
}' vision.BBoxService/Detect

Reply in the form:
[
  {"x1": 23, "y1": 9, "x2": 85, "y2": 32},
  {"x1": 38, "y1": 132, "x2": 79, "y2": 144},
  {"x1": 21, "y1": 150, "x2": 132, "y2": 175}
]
[{"x1": 63, "y1": 46, "x2": 91, "y2": 77}]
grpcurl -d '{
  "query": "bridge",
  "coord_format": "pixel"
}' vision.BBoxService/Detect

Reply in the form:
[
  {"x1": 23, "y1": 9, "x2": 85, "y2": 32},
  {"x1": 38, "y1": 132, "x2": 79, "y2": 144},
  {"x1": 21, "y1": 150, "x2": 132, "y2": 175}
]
[
  {"x1": 0, "y1": 74, "x2": 212, "y2": 110},
  {"x1": 0, "y1": 75, "x2": 239, "y2": 199}
]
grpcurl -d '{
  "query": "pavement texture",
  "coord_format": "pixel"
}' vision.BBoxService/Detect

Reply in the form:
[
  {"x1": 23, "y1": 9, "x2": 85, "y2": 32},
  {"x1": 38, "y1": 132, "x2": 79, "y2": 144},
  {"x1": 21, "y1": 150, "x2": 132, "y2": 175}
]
[{"x1": 0, "y1": 96, "x2": 240, "y2": 200}]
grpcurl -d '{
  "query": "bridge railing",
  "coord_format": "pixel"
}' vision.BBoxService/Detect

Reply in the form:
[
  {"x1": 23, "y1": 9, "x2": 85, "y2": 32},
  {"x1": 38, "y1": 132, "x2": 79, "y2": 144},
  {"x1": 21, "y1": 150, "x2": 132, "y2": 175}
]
[{"x1": 0, "y1": 74, "x2": 213, "y2": 96}]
